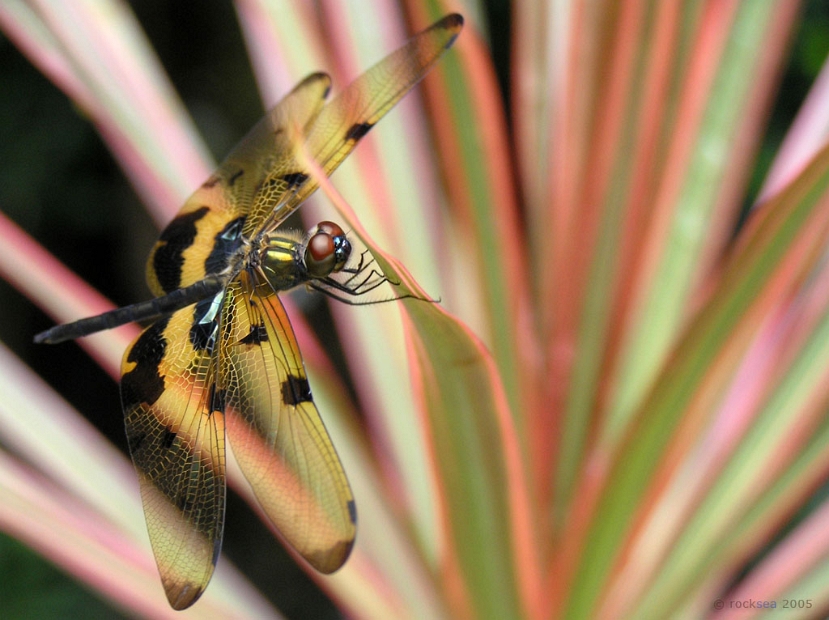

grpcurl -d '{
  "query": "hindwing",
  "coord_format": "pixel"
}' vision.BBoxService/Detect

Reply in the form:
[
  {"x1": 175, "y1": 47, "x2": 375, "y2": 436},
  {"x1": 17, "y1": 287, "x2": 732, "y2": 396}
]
[
  {"x1": 121, "y1": 298, "x2": 226, "y2": 610},
  {"x1": 218, "y1": 270, "x2": 356, "y2": 572}
]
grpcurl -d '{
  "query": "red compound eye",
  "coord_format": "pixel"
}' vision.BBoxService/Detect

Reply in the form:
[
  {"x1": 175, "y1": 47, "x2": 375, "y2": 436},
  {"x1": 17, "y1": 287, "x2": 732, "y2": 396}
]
[
  {"x1": 308, "y1": 231, "x2": 335, "y2": 263},
  {"x1": 316, "y1": 221, "x2": 345, "y2": 238},
  {"x1": 305, "y1": 221, "x2": 351, "y2": 277}
]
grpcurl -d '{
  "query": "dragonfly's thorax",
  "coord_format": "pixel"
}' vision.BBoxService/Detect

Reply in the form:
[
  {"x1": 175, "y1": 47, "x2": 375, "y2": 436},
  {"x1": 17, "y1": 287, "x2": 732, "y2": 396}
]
[{"x1": 259, "y1": 221, "x2": 352, "y2": 292}]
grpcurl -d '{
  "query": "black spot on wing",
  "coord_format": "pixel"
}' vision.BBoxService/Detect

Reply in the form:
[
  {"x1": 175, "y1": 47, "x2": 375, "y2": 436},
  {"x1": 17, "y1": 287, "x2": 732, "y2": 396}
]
[
  {"x1": 441, "y1": 14, "x2": 464, "y2": 48},
  {"x1": 281, "y1": 375, "x2": 313, "y2": 406},
  {"x1": 190, "y1": 295, "x2": 222, "y2": 352},
  {"x1": 152, "y1": 207, "x2": 210, "y2": 294},
  {"x1": 176, "y1": 490, "x2": 192, "y2": 513},
  {"x1": 282, "y1": 172, "x2": 309, "y2": 188},
  {"x1": 160, "y1": 427, "x2": 177, "y2": 451},
  {"x1": 227, "y1": 169, "x2": 244, "y2": 186},
  {"x1": 204, "y1": 216, "x2": 246, "y2": 276},
  {"x1": 347, "y1": 499, "x2": 357, "y2": 524},
  {"x1": 208, "y1": 383, "x2": 226, "y2": 415},
  {"x1": 122, "y1": 348, "x2": 225, "y2": 545},
  {"x1": 190, "y1": 322, "x2": 215, "y2": 352},
  {"x1": 239, "y1": 323, "x2": 268, "y2": 345},
  {"x1": 345, "y1": 122, "x2": 373, "y2": 142},
  {"x1": 126, "y1": 402, "x2": 224, "y2": 540},
  {"x1": 202, "y1": 168, "x2": 244, "y2": 189},
  {"x1": 128, "y1": 431, "x2": 147, "y2": 452},
  {"x1": 121, "y1": 315, "x2": 171, "y2": 408}
]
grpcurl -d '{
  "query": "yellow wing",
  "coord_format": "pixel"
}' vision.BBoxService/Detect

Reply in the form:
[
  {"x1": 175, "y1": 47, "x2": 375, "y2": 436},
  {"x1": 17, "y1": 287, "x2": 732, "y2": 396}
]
[
  {"x1": 121, "y1": 300, "x2": 225, "y2": 610},
  {"x1": 245, "y1": 13, "x2": 464, "y2": 237},
  {"x1": 118, "y1": 14, "x2": 464, "y2": 609},
  {"x1": 146, "y1": 13, "x2": 463, "y2": 295},
  {"x1": 218, "y1": 269, "x2": 355, "y2": 572},
  {"x1": 146, "y1": 73, "x2": 332, "y2": 296}
]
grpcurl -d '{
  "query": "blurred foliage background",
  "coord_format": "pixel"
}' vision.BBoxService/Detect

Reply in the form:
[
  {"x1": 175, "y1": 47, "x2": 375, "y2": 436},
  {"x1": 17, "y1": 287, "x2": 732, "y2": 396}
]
[{"x1": 0, "y1": 1, "x2": 827, "y2": 618}]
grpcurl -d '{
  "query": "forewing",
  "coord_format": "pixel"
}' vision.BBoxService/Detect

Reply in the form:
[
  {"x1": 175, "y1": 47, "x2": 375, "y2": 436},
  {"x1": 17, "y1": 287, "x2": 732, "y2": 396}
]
[
  {"x1": 146, "y1": 14, "x2": 463, "y2": 295},
  {"x1": 218, "y1": 270, "x2": 356, "y2": 573},
  {"x1": 245, "y1": 13, "x2": 464, "y2": 237},
  {"x1": 120, "y1": 299, "x2": 226, "y2": 610},
  {"x1": 146, "y1": 73, "x2": 331, "y2": 296},
  {"x1": 209, "y1": 72, "x2": 332, "y2": 220}
]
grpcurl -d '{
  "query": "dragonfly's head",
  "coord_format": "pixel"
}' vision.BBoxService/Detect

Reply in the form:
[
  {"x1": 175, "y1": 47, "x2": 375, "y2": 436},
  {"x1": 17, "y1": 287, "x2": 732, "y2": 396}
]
[{"x1": 305, "y1": 221, "x2": 352, "y2": 278}]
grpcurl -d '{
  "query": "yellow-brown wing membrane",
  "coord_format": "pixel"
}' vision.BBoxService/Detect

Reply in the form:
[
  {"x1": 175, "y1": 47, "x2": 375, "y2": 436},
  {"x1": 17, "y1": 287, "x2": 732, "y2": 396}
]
[
  {"x1": 45, "y1": 14, "x2": 466, "y2": 612},
  {"x1": 33, "y1": 15, "x2": 464, "y2": 344},
  {"x1": 121, "y1": 301, "x2": 225, "y2": 610},
  {"x1": 145, "y1": 14, "x2": 461, "y2": 297},
  {"x1": 244, "y1": 13, "x2": 464, "y2": 238},
  {"x1": 219, "y1": 270, "x2": 356, "y2": 572},
  {"x1": 146, "y1": 73, "x2": 332, "y2": 296}
]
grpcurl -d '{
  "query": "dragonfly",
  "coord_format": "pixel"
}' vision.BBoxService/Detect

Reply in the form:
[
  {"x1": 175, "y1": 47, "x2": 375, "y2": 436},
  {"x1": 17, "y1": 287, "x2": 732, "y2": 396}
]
[{"x1": 35, "y1": 14, "x2": 463, "y2": 610}]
